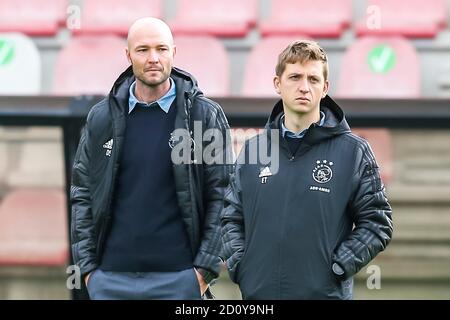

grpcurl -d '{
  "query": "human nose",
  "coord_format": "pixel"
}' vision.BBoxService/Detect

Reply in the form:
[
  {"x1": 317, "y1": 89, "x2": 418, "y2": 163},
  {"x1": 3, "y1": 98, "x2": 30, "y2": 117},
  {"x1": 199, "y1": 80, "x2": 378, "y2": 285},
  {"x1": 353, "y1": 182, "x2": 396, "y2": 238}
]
[
  {"x1": 147, "y1": 49, "x2": 159, "y2": 63},
  {"x1": 297, "y1": 78, "x2": 310, "y2": 93}
]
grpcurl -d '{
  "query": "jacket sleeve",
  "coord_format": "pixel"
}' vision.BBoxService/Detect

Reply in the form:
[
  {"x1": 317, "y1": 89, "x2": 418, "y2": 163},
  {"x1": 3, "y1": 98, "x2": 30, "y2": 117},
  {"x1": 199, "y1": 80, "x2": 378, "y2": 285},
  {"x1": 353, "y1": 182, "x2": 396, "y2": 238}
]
[
  {"x1": 332, "y1": 141, "x2": 393, "y2": 279},
  {"x1": 70, "y1": 113, "x2": 98, "y2": 277},
  {"x1": 193, "y1": 102, "x2": 234, "y2": 283},
  {"x1": 220, "y1": 148, "x2": 246, "y2": 284}
]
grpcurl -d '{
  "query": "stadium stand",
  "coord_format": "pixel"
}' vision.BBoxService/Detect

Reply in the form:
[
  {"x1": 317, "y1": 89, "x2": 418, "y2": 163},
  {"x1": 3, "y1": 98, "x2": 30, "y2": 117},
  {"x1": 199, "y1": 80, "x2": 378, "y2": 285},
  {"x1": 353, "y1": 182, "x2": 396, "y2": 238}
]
[
  {"x1": 174, "y1": 36, "x2": 230, "y2": 96},
  {"x1": 259, "y1": 0, "x2": 352, "y2": 38},
  {"x1": 241, "y1": 36, "x2": 310, "y2": 97},
  {"x1": 355, "y1": 0, "x2": 448, "y2": 38},
  {"x1": 352, "y1": 128, "x2": 393, "y2": 184},
  {"x1": 74, "y1": 0, "x2": 163, "y2": 36},
  {"x1": 0, "y1": 188, "x2": 68, "y2": 266},
  {"x1": 3, "y1": 127, "x2": 64, "y2": 189},
  {"x1": 170, "y1": 0, "x2": 258, "y2": 37},
  {"x1": 0, "y1": 0, "x2": 67, "y2": 36},
  {"x1": 0, "y1": 131, "x2": 6, "y2": 184},
  {"x1": 52, "y1": 35, "x2": 129, "y2": 95},
  {"x1": 0, "y1": 33, "x2": 41, "y2": 95},
  {"x1": 336, "y1": 36, "x2": 421, "y2": 98}
]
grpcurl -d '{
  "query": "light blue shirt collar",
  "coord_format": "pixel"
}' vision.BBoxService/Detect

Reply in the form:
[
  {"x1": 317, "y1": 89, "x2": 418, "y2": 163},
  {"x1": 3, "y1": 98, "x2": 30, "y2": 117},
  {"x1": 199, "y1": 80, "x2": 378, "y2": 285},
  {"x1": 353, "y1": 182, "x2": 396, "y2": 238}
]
[
  {"x1": 281, "y1": 111, "x2": 326, "y2": 139},
  {"x1": 128, "y1": 77, "x2": 176, "y2": 114}
]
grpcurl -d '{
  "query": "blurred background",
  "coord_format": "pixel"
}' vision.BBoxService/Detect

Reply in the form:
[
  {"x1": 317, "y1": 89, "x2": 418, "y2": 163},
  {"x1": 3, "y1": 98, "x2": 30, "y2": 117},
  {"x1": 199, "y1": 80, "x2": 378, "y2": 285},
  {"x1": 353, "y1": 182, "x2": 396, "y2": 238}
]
[{"x1": 0, "y1": 0, "x2": 449, "y2": 300}]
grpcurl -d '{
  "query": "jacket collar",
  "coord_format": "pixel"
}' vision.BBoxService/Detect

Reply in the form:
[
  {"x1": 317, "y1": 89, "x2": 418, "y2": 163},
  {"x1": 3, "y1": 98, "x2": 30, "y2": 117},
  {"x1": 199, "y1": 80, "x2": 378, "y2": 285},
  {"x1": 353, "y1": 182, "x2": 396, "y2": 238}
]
[
  {"x1": 266, "y1": 95, "x2": 351, "y2": 146},
  {"x1": 107, "y1": 65, "x2": 202, "y2": 124}
]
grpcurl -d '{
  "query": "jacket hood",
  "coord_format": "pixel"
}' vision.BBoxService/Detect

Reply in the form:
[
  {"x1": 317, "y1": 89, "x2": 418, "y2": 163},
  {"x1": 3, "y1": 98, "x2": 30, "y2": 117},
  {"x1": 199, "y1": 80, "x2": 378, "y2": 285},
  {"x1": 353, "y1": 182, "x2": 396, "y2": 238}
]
[{"x1": 266, "y1": 95, "x2": 351, "y2": 146}]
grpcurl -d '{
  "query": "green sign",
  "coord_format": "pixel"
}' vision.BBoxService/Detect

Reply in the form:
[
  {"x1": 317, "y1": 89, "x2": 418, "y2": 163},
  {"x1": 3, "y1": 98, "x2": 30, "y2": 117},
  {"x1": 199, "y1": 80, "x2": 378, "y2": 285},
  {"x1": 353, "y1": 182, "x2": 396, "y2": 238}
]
[
  {"x1": 0, "y1": 39, "x2": 15, "y2": 66},
  {"x1": 367, "y1": 44, "x2": 396, "y2": 74}
]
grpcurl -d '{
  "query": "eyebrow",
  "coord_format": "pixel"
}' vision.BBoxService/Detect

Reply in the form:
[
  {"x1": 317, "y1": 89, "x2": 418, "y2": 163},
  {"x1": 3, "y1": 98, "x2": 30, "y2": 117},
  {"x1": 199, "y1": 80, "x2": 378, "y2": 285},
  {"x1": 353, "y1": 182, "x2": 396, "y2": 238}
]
[
  {"x1": 287, "y1": 72, "x2": 320, "y2": 78},
  {"x1": 135, "y1": 43, "x2": 169, "y2": 49}
]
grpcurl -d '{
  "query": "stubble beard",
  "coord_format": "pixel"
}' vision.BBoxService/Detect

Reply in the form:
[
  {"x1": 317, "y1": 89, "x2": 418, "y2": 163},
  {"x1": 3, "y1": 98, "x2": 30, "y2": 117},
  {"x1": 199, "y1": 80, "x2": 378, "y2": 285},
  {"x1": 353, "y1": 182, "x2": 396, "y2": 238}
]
[{"x1": 136, "y1": 71, "x2": 169, "y2": 88}]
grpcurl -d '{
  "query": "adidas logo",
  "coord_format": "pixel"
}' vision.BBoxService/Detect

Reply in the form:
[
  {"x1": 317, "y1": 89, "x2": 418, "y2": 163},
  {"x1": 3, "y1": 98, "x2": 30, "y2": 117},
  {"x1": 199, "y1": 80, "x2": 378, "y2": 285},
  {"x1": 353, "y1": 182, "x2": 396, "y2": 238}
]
[
  {"x1": 259, "y1": 166, "x2": 272, "y2": 178},
  {"x1": 259, "y1": 166, "x2": 272, "y2": 184},
  {"x1": 103, "y1": 139, "x2": 113, "y2": 150},
  {"x1": 103, "y1": 139, "x2": 113, "y2": 157}
]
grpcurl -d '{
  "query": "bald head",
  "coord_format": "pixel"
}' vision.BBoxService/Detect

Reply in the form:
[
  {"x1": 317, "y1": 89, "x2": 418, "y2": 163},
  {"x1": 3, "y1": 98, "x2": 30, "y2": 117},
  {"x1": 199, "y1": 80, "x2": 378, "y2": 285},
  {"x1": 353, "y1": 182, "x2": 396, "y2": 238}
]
[
  {"x1": 127, "y1": 17, "x2": 174, "y2": 49},
  {"x1": 126, "y1": 17, "x2": 176, "y2": 90}
]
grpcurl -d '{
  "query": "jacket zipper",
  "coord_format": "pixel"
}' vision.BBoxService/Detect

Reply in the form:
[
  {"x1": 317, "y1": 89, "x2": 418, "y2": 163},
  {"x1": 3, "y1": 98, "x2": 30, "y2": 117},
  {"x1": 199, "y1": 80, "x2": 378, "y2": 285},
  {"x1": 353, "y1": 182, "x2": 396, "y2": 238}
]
[
  {"x1": 184, "y1": 93, "x2": 200, "y2": 255},
  {"x1": 277, "y1": 136, "x2": 303, "y2": 296}
]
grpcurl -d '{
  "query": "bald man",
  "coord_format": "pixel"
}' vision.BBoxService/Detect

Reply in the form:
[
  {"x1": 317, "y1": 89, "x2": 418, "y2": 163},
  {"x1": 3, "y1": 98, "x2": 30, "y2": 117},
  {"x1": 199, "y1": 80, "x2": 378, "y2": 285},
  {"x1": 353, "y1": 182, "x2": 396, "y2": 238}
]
[{"x1": 70, "y1": 18, "x2": 232, "y2": 299}]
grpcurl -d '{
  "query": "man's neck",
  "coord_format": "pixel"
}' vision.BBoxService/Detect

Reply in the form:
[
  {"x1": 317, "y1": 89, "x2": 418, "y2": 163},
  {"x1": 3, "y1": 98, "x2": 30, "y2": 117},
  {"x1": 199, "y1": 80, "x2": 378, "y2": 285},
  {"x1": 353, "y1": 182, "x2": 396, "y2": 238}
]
[
  {"x1": 135, "y1": 79, "x2": 171, "y2": 103},
  {"x1": 283, "y1": 107, "x2": 320, "y2": 134}
]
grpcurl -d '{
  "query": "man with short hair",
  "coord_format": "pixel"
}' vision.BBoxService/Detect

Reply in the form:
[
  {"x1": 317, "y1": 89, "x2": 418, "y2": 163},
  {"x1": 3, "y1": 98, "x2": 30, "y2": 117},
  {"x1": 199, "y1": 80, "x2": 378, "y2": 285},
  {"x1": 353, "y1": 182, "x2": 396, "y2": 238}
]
[
  {"x1": 71, "y1": 17, "x2": 232, "y2": 299},
  {"x1": 221, "y1": 40, "x2": 393, "y2": 299}
]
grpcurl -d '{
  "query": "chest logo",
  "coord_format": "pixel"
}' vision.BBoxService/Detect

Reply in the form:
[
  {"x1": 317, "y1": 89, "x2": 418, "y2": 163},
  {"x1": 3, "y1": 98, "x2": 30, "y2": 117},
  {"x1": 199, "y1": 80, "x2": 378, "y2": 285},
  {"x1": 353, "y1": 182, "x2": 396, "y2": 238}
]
[
  {"x1": 312, "y1": 160, "x2": 333, "y2": 184},
  {"x1": 168, "y1": 132, "x2": 177, "y2": 149},
  {"x1": 102, "y1": 139, "x2": 113, "y2": 157},
  {"x1": 259, "y1": 166, "x2": 273, "y2": 184},
  {"x1": 168, "y1": 131, "x2": 196, "y2": 151}
]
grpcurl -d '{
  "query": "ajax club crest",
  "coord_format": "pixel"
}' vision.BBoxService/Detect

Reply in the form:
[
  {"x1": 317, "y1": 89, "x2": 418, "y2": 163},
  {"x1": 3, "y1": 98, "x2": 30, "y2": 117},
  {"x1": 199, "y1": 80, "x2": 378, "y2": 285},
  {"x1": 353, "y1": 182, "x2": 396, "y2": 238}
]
[{"x1": 312, "y1": 160, "x2": 334, "y2": 184}]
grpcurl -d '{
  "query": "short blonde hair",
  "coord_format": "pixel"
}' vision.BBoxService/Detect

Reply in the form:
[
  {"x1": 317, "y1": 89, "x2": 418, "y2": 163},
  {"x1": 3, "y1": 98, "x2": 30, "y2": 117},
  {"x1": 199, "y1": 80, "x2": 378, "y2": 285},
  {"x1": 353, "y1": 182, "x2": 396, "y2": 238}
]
[{"x1": 275, "y1": 40, "x2": 329, "y2": 80}]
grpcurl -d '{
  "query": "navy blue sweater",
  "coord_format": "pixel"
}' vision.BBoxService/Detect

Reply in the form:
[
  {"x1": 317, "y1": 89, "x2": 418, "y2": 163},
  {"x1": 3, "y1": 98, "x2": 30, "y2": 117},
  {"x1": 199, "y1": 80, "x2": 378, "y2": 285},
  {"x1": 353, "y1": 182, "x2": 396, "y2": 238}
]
[{"x1": 100, "y1": 103, "x2": 193, "y2": 272}]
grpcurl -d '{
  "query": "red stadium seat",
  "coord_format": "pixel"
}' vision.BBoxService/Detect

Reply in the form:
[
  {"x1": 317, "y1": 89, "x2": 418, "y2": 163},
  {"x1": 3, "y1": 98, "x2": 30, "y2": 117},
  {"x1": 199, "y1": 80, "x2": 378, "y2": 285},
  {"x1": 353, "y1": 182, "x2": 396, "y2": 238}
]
[
  {"x1": 352, "y1": 128, "x2": 393, "y2": 184},
  {"x1": 241, "y1": 36, "x2": 311, "y2": 97},
  {"x1": 260, "y1": 0, "x2": 351, "y2": 38},
  {"x1": 174, "y1": 36, "x2": 230, "y2": 97},
  {"x1": 0, "y1": 188, "x2": 68, "y2": 266},
  {"x1": 356, "y1": 0, "x2": 447, "y2": 38},
  {"x1": 0, "y1": 0, "x2": 66, "y2": 36},
  {"x1": 170, "y1": 0, "x2": 257, "y2": 37},
  {"x1": 52, "y1": 36, "x2": 129, "y2": 95},
  {"x1": 75, "y1": 0, "x2": 163, "y2": 36},
  {"x1": 336, "y1": 36, "x2": 420, "y2": 98}
]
